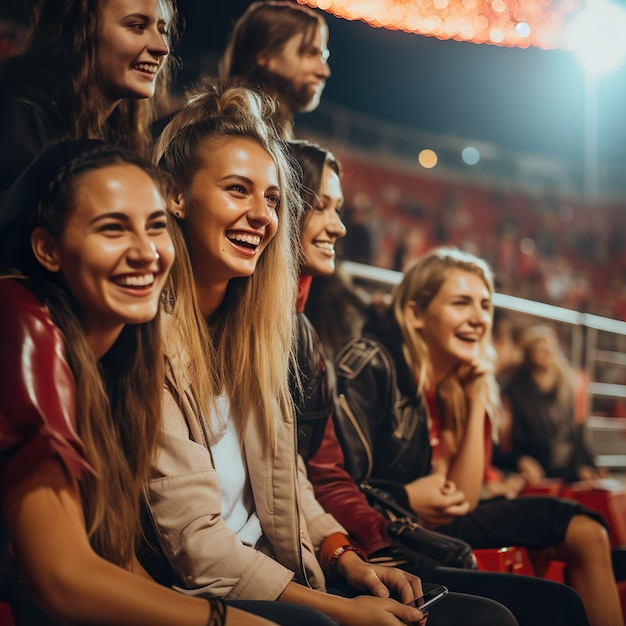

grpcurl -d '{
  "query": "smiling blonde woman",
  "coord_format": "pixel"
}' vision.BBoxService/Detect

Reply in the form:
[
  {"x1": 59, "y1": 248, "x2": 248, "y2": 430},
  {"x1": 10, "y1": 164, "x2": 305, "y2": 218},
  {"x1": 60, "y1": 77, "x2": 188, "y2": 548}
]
[{"x1": 334, "y1": 246, "x2": 623, "y2": 626}]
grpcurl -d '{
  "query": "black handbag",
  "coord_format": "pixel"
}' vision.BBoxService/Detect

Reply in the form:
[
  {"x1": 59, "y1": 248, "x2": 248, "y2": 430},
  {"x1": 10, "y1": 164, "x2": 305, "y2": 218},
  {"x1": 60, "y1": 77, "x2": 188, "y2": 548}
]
[{"x1": 360, "y1": 482, "x2": 477, "y2": 570}]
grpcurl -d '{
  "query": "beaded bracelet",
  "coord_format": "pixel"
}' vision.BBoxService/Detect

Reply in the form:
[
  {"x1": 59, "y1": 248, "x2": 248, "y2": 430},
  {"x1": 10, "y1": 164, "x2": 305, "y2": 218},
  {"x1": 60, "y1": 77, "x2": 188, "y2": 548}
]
[{"x1": 206, "y1": 597, "x2": 227, "y2": 626}]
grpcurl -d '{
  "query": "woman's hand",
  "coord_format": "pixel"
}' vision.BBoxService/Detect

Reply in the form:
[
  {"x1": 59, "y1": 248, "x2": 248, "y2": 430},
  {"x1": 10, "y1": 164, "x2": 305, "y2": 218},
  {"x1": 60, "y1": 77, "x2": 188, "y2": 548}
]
[
  {"x1": 517, "y1": 455, "x2": 545, "y2": 487},
  {"x1": 578, "y1": 465, "x2": 609, "y2": 482},
  {"x1": 405, "y1": 474, "x2": 470, "y2": 528},
  {"x1": 279, "y1": 582, "x2": 427, "y2": 626},
  {"x1": 342, "y1": 595, "x2": 428, "y2": 626},
  {"x1": 482, "y1": 473, "x2": 526, "y2": 500},
  {"x1": 335, "y1": 550, "x2": 423, "y2": 603},
  {"x1": 456, "y1": 359, "x2": 492, "y2": 405}
]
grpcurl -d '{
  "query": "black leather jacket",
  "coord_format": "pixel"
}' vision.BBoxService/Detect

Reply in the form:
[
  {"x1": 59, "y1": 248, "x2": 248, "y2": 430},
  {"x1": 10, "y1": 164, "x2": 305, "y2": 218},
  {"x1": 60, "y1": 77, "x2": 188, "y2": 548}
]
[
  {"x1": 293, "y1": 307, "x2": 476, "y2": 572},
  {"x1": 333, "y1": 310, "x2": 432, "y2": 506},
  {"x1": 294, "y1": 312, "x2": 334, "y2": 463}
]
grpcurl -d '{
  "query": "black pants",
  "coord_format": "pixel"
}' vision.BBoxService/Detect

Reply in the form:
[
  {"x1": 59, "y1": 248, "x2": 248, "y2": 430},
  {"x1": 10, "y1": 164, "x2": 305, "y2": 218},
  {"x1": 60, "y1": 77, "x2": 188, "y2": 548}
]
[
  {"x1": 427, "y1": 592, "x2": 518, "y2": 626},
  {"x1": 228, "y1": 600, "x2": 340, "y2": 626},
  {"x1": 328, "y1": 581, "x2": 519, "y2": 626},
  {"x1": 428, "y1": 566, "x2": 590, "y2": 626},
  {"x1": 231, "y1": 590, "x2": 518, "y2": 626}
]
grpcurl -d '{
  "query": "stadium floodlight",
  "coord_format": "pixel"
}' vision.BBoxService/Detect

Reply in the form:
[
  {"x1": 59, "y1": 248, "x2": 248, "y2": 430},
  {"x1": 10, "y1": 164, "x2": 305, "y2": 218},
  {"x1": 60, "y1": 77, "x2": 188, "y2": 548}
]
[{"x1": 564, "y1": 0, "x2": 626, "y2": 75}]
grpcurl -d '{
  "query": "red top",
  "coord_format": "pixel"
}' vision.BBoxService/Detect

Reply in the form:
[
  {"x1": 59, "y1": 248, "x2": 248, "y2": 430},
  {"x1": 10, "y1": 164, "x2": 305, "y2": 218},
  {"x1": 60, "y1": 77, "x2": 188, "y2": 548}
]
[
  {"x1": 297, "y1": 275, "x2": 313, "y2": 313},
  {"x1": 0, "y1": 279, "x2": 94, "y2": 497},
  {"x1": 424, "y1": 388, "x2": 500, "y2": 483}
]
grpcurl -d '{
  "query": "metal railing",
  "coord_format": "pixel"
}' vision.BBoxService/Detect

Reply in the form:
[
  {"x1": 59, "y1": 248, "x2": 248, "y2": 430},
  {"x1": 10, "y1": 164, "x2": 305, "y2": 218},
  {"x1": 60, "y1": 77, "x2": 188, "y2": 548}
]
[{"x1": 339, "y1": 260, "x2": 626, "y2": 469}]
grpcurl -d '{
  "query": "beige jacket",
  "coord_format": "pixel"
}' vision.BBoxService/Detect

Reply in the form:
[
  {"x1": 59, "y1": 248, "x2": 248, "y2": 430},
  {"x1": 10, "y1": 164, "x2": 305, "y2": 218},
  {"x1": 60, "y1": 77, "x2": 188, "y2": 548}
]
[{"x1": 145, "y1": 341, "x2": 346, "y2": 600}]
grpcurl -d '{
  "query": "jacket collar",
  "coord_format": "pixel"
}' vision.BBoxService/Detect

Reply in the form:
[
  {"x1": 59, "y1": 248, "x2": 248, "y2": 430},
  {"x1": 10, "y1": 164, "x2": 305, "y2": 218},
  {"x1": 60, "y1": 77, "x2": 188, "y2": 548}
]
[{"x1": 364, "y1": 307, "x2": 418, "y2": 398}]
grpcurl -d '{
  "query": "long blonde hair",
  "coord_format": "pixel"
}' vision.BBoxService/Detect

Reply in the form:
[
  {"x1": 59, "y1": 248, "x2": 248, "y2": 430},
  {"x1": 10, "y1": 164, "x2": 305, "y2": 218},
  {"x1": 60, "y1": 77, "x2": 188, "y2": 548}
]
[
  {"x1": 155, "y1": 82, "x2": 302, "y2": 448},
  {"x1": 392, "y1": 246, "x2": 501, "y2": 445}
]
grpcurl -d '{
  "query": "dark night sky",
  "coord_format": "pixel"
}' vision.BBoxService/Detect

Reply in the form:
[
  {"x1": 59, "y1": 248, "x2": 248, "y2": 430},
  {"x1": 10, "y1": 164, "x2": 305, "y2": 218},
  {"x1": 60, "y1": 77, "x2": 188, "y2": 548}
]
[
  {"x1": 177, "y1": 0, "x2": 626, "y2": 175},
  {"x1": 3, "y1": 0, "x2": 625, "y2": 172}
]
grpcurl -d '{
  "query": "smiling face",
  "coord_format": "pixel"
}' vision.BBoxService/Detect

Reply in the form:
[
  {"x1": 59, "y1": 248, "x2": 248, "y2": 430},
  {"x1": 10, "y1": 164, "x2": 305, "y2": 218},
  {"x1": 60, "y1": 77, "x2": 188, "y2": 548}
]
[
  {"x1": 409, "y1": 268, "x2": 492, "y2": 375},
  {"x1": 300, "y1": 163, "x2": 346, "y2": 277},
  {"x1": 33, "y1": 163, "x2": 174, "y2": 356},
  {"x1": 97, "y1": 0, "x2": 170, "y2": 107},
  {"x1": 260, "y1": 24, "x2": 331, "y2": 113},
  {"x1": 181, "y1": 136, "x2": 280, "y2": 291}
]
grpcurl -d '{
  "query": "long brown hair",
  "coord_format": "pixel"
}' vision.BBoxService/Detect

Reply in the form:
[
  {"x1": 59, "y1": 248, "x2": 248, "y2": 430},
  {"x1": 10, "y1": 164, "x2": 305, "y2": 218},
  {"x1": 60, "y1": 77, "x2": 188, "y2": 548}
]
[
  {"x1": 220, "y1": 1, "x2": 326, "y2": 87},
  {"x1": 155, "y1": 82, "x2": 302, "y2": 450},
  {"x1": 287, "y1": 139, "x2": 340, "y2": 232},
  {"x1": 219, "y1": 0, "x2": 327, "y2": 137},
  {"x1": 1, "y1": 140, "x2": 168, "y2": 567},
  {"x1": 11, "y1": 0, "x2": 180, "y2": 156}
]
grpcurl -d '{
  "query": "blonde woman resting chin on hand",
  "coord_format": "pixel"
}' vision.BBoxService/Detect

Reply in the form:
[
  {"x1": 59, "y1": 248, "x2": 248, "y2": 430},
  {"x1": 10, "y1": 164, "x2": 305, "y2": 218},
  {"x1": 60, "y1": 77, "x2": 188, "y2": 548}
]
[{"x1": 334, "y1": 246, "x2": 622, "y2": 626}]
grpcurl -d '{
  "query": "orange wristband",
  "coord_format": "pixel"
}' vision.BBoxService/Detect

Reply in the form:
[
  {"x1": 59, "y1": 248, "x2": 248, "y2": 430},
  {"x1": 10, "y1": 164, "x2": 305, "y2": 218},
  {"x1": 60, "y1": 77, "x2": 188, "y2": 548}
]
[{"x1": 319, "y1": 532, "x2": 367, "y2": 580}]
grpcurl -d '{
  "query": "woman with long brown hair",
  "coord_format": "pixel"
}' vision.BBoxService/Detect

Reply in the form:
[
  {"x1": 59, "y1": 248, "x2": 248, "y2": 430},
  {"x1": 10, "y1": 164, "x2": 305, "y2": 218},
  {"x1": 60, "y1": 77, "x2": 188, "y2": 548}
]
[
  {"x1": 0, "y1": 139, "x2": 276, "y2": 626},
  {"x1": 0, "y1": 0, "x2": 179, "y2": 191}
]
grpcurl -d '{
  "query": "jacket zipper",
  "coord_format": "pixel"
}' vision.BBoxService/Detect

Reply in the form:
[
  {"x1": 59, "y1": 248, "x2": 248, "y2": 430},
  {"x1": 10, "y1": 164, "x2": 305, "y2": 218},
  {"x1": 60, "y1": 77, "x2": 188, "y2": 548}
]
[
  {"x1": 338, "y1": 393, "x2": 374, "y2": 482},
  {"x1": 292, "y1": 418, "x2": 312, "y2": 587}
]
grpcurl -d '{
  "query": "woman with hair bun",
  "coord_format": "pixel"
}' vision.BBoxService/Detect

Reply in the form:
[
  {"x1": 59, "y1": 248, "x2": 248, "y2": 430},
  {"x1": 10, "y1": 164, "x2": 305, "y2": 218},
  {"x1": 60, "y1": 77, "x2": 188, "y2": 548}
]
[{"x1": 145, "y1": 82, "x2": 428, "y2": 626}]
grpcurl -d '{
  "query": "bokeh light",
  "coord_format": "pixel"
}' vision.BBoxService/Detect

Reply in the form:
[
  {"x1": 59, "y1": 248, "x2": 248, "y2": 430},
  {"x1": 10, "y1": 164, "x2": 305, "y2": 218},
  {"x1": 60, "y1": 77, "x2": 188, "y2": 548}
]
[
  {"x1": 461, "y1": 146, "x2": 481, "y2": 165},
  {"x1": 298, "y1": 0, "x2": 583, "y2": 49},
  {"x1": 520, "y1": 238, "x2": 536, "y2": 255},
  {"x1": 418, "y1": 149, "x2": 438, "y2": 168}
]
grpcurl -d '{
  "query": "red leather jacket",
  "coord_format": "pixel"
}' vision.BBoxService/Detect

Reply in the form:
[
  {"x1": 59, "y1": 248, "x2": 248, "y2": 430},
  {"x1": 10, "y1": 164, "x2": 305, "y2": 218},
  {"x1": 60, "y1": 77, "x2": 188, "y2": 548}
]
[
  {"x1": 0, "y1": 278, "x2": 93, "y2": 493},
  {"x1": 0, "y1": 278, "x2": 93, "y2": 623}
]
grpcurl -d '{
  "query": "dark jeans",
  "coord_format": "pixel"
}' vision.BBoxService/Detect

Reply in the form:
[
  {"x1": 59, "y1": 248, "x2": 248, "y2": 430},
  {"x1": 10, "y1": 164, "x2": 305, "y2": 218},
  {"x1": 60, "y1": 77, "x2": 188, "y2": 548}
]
[
  {"x1": 612, "y1": 546, "x2": 626, "y2": 581},
  {"x1": 228, "y1": 599, "x2": 340, "y2": 626},
  {"x1": 426, "y1": 592, "x2": 518, "y2": 626},
  {"x1": 428, "y1": 566, "x2": 590, "y2": 626},
  {"x1": 328, "y1": 581, "x2": 519, "y2": 626}
]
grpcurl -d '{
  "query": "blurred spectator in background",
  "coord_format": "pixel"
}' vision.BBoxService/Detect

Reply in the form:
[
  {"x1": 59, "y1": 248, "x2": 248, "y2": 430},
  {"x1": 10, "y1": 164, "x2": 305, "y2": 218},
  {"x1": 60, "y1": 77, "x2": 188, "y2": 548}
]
[
  {"x1": 500, "y1": 325, "x2": 607, "y2": 486},
  {"x1": 219, "y1": 0, "x2": 331, "y2": 140},
  {"x1": 0, "y1": 13, "x2": 27, "y2": 63},
  {"x1": 491, "y1": 309, "x2": 522, "y2": 384}
]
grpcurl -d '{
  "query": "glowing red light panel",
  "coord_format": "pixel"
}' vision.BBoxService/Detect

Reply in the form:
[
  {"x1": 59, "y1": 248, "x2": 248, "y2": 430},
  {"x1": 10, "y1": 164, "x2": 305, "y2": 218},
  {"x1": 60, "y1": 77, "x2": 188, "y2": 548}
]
[{"x1": 298, "y1": 0, "x2": 583, "y2": 49}]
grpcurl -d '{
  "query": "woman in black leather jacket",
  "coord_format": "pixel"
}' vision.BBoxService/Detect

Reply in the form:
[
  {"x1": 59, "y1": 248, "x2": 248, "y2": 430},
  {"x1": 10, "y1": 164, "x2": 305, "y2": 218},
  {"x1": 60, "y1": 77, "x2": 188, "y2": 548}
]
[
  {"x1": 333, "y1": 246, "x2": 622, "y2": 626},
  {"x1": 289, "y1": 141, "x2": 625, "y2": 626}
]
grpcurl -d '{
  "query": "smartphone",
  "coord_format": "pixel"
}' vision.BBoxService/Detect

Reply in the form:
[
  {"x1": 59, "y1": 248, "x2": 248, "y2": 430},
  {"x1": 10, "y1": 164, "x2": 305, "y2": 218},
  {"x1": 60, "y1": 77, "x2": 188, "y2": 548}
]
[{"x1": 407, "y1": 583, "x2": 448, "y2": 612}]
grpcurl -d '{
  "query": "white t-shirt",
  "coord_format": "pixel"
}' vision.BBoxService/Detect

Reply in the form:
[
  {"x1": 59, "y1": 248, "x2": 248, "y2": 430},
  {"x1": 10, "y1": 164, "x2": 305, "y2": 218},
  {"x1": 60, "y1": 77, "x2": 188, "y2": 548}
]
[{"x1": 211, "y1": 395, "x2": 263, "y2": 547}]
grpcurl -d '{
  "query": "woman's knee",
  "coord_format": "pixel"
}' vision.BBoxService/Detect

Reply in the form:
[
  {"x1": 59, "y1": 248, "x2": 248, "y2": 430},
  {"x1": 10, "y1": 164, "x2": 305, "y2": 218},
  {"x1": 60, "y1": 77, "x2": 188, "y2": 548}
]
[{"x1": 562, "y1": 515, "x2": 611, "y2": 561}]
